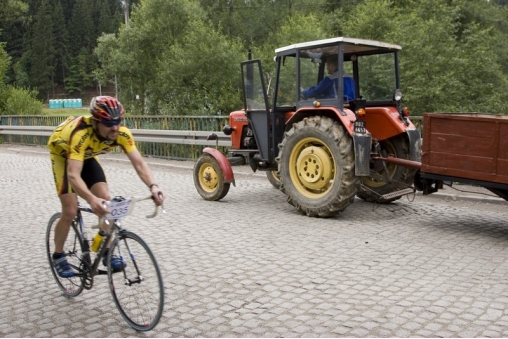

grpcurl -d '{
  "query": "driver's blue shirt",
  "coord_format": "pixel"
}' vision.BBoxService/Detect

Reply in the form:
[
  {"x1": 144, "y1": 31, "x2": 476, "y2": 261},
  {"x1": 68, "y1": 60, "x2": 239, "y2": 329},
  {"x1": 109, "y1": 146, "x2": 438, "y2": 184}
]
[{"x1": 302, "y1": 71, "x2": 356, "y2": 101}]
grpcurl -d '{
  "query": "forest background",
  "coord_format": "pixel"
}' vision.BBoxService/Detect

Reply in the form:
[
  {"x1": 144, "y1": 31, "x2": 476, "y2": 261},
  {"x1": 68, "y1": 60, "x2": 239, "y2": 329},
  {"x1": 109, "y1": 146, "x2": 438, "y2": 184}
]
[{"x1": 1, "y1": 0, "x2": 508, "y2": 117}]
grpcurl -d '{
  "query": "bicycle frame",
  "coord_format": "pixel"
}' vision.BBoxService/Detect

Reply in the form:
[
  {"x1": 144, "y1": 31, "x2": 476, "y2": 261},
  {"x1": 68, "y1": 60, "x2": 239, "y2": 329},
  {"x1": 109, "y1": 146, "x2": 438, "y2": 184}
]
[
  {"x1": 69, "y1": 206, "x2": 108, "y2": 289},
  {"x1": 70, "y1": 195, "x2": 163, "y2": 288}
]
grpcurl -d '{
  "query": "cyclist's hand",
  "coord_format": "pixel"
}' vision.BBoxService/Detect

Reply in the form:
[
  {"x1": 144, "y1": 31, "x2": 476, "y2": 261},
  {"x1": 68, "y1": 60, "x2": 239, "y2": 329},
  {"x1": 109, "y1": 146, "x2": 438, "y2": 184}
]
[
  {"x1": 150, "y1": 186, "x2": 165, "y2": 206},
  {"x1": 89, "y1": 196, "x2": 110, "y2": 217}
]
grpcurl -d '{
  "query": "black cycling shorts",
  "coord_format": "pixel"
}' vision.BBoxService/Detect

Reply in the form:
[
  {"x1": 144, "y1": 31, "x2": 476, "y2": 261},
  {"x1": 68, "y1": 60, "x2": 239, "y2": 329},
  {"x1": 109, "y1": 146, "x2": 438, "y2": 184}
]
[{"x1": 81, "y1": 157, "x2": 107, "y2": 189}]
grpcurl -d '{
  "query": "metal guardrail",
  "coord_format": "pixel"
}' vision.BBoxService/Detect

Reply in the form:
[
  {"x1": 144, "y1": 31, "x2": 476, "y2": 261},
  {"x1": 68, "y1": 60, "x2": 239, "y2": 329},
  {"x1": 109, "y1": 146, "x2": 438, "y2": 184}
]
[
  {"x1": 0, "y1": 115, "x2": 424, "y2": 160},
  {"x1": 0, "y1": 125, "x2": 231, "y2": 147}
]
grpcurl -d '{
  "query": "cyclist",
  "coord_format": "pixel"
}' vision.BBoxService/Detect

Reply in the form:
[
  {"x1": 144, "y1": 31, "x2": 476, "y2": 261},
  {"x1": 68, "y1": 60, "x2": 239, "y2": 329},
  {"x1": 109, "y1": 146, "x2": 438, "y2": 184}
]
[{"x1": 48, "y1": 96, "x2": 166, "y2": 278}]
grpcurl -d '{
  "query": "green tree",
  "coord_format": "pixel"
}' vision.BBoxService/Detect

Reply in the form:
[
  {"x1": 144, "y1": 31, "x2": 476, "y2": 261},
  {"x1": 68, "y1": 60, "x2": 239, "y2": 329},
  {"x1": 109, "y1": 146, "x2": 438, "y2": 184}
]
[
  {"x1": 94, "y1": 32, "x2": 119, "y2": 91},
  {"x1": 200, "y1": 0, "x2": 327, "y2": 47},
  {"x1": 326, "y1": 0, "x2": 508, "y2": 115},
  {"x1": 0, "y1": 0, "x2": 28, "y2": 85},
  {"x1": 67, "y1": 0, "x2": 95, "y2": 56},
  {"x1": 0, "y1": 0, "x2": 29, "y2": 23},
  {"x1": 0, "y1": 43, "x2": 11, "y2": 110},
  {"x1": 29, "y1": 0, "x2": 55, "y2": 99},
  {"x1": 51, "y1": 0, "x2": 69, "y2": 86},
  {"x1": 93, "y1": 0, "x2": 123, "y2": 36},
  {"x1": 0, "y1": 41, "x2": 43, "y2": 115},
  {"x1": 65, "y1": 0, "x2": 97, "y2": 94},
  {"x1": 66, "y1": 47, "x2": 95, "y2": 94},
  {"x1": 96, "y1": 0, "x2": 211, "y2": 114},
  {"x1": 157, "y1": 19, "x2": 245, "y2": 115}
]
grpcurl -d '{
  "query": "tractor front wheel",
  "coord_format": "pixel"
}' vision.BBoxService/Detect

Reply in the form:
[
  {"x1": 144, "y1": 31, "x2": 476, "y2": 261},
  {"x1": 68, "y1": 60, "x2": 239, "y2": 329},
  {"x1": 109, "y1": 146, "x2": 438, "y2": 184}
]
[
  {"x1": 277, "y1": 116, "x2": 358, "y2": 217},
  {"x1": 193, "y1": 153, "x2": 230, "y2": 201}
]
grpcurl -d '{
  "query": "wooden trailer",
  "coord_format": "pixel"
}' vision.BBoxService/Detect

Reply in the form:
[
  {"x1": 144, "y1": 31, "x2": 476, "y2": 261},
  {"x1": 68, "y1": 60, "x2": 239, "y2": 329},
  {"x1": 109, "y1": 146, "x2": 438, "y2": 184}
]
[{"x1": 416, "y1": 113, "x2": 508, "y2": 201}]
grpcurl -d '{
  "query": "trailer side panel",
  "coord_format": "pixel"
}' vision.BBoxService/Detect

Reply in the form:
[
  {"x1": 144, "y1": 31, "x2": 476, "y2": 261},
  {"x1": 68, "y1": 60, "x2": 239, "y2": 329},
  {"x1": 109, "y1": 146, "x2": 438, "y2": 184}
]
[{"x1": 421, "y1": 113, "x2": 508, "y2": 185}]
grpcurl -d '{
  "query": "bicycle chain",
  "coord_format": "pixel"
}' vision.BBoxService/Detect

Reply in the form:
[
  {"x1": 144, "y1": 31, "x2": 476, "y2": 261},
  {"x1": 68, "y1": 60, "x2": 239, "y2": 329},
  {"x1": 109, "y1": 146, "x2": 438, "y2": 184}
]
[{"x1": 80, "y1": 253, "x2": 94, "y2": 290}]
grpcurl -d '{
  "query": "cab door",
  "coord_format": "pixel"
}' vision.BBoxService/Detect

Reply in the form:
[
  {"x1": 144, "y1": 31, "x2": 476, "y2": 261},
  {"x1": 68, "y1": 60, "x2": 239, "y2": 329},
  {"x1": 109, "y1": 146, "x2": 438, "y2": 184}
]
[{"x1": 241, "y1": 59, "x2": 271, "y2": 162}]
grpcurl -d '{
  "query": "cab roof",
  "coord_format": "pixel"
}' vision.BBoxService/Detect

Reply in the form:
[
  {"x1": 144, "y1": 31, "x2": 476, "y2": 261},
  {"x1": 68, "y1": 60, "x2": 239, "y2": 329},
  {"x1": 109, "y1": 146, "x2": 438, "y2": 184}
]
[{"x1": 275, "y1": 37, "x2": 401, "y2": 58}]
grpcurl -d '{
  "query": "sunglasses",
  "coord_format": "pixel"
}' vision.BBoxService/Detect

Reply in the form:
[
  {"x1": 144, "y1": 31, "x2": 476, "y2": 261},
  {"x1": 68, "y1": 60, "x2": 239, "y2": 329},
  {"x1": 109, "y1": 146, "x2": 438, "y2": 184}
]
[{"x1": 100, "y1": 119, "x2": 122, "y2": 127}]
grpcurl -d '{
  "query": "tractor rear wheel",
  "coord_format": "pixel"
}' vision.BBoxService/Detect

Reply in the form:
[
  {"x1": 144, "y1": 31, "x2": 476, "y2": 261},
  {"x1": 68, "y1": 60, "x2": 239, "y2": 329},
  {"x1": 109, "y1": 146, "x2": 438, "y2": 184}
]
[
  {"x1": 193, "y1": 153, "x2": 230, "y2": 201},
  {"x1": 266, "y1": 170, "x2": 281, "y2": 189},
  {"x1": 357, "y1": 134, "x2": 417, "y2": 203},
  {"x1": 277, "y1": 116, "x2": 358, "y2": 217}
]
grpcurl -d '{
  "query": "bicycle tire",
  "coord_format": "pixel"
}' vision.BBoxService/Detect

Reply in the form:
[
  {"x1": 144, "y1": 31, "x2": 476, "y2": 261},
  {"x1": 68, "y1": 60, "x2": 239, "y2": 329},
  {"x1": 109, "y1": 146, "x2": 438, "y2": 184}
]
[
  {"x1": 46, "y1": 212, "x2": 85, "y2": 297},
  {"x1": 107, "y1": 231, "x2": 164, "y2": 332}
]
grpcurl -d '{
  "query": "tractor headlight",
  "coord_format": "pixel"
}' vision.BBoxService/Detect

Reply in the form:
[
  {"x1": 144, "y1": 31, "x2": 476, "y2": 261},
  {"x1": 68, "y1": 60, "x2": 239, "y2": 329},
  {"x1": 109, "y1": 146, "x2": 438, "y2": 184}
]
[{"x1": 394, "y1": 89, "x2": 403, "y2": 101}]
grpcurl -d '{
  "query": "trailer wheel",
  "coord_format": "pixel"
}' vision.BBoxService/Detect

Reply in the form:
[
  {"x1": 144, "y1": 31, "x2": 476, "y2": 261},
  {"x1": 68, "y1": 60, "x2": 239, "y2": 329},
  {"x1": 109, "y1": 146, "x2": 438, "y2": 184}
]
[
  {"x1": 277, "y1": 116, "x2": 358, "y2": 217},
  {"x1": 266, "y1": 170, "x2": 281, "y2": 189},
  {"x1": 193, "y1": 153, "x2": 230, "y2": 201},
  {"x1": 357, "y1": 134, "x2": 417, "y2": 203}
]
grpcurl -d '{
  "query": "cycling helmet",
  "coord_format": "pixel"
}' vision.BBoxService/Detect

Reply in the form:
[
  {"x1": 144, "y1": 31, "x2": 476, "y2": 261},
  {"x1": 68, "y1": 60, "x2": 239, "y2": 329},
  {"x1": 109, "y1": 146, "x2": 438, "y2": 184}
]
[{"x1": 90, "y1": 96, "x2": 125, "y2": 121}]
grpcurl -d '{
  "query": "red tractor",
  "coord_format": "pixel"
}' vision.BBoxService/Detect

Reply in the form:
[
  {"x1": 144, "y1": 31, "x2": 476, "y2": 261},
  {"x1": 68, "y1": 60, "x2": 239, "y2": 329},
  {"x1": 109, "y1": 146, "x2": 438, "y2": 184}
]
[{"x1": 193, "y1": 37, "x2": 421, "y2": 217}]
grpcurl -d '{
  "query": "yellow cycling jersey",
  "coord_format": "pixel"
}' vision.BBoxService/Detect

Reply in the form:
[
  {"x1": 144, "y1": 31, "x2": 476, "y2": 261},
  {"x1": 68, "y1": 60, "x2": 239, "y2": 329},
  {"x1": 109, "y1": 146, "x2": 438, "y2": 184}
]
[{"x1": 47, "y1": 116, "x2": 137, "y2": 160}]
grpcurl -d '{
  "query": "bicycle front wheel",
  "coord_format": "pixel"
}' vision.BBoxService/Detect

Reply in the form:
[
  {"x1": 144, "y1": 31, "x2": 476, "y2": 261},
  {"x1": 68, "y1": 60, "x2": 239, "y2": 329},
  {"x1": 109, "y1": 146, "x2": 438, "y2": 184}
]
[
  {"x1": 107, "y1": 231, "x2": 164, "y2": 332},
  {"x1": 45, "y1": 212, "x2": 85, "y2": 297}
]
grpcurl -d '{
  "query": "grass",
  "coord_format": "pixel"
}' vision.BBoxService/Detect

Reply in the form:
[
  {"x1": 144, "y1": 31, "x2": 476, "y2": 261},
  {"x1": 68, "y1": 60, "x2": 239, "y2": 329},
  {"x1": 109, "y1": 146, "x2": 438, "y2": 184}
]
[{"x1": 42, "y1": 108, "x2": 89, "y2": 116}]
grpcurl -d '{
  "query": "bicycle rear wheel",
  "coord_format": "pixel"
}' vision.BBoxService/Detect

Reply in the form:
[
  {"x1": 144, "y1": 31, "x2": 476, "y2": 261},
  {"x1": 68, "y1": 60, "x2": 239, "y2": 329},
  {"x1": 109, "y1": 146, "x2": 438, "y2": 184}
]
[
  {"x1": 107, "y1": 231, "x2": 164, "y2": 332},
  {"x1": 46, "y1": 212, "x2": 85, "y2": 297}
]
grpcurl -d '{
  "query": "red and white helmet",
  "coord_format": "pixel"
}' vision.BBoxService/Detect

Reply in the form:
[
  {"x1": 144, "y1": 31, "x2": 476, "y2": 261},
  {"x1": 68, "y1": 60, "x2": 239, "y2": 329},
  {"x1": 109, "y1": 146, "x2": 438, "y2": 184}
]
[{"x1": 90, "y1": 96, "x2": 125, "y2": 121}]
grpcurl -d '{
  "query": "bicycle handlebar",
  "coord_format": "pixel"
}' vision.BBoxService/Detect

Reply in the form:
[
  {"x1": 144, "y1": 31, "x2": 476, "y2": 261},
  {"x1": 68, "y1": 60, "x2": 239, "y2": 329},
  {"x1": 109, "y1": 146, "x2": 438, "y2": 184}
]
[
  {"x1": 91, "y1": 195, "x2": 165, "y2": 229},
  {"x1": 137, "y1": 194, "x2": 166, "y2": 218}
]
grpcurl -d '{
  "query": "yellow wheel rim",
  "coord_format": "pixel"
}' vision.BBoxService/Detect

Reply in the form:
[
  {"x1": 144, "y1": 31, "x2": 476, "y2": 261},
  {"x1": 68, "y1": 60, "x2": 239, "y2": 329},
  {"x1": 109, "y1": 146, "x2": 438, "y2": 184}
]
[
  {"x1": 289, "y1": 137, "x2": 336, "y2": 198},
  {"x1": 198, "y1": 163, "x2": 219, "y2": 193},
  {"x1": 269, "y1": 170, "x2": 280, "y2": 182}
]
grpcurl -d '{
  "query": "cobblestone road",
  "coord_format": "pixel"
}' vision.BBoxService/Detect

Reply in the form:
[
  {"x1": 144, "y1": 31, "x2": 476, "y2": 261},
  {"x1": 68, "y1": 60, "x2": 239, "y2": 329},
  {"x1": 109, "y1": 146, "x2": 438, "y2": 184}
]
[{"x1": 1, "y1": 144, "x2": 508, "y2": 338}]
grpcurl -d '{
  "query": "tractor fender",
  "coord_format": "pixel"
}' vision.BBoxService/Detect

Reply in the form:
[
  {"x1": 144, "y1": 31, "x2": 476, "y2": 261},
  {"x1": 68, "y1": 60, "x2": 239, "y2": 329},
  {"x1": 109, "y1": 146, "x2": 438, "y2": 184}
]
[
  {"x1": 285, "y1": 107, "x2": 357, "y2": 135},
  {"x1": 202, "y1": 147, "x2": 236, "y2": 186}
]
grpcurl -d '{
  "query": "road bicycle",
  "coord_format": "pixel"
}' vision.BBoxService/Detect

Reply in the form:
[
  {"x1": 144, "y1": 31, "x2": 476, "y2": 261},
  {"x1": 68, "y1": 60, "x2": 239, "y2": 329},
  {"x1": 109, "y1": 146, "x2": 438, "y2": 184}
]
[{"x1": 45, "y1": 195, "x2": 165, "y2": 331}]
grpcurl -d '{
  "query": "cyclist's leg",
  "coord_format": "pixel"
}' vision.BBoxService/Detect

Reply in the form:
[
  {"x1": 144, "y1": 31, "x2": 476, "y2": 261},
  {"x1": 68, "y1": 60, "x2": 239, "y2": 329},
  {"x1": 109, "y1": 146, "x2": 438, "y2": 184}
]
[
  {"x1": 54, "y1": 194, "x2": 79, "y2": 252},
  {"x1": 50, "y1": 153, "x2": 79, "y2": 277},
  {"x1": 84, "y1": 158, "x2": 125, "y2": 269},
  {"x1": 84, "y1": 156, "x2": 110, "y2": 221}
]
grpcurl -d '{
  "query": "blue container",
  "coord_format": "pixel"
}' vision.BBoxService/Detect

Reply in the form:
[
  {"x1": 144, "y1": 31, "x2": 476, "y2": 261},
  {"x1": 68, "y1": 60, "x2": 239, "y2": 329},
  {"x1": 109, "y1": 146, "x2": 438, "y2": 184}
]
[
  {"x1": 49, "y1": 100, "x2": 55, "y2": 109},
  {"x1": 77, "y1": 99, "x2": 82, "y2": 108},
  {"x1": 56, "y1": 99, "x2": 63, "y2": 108}
]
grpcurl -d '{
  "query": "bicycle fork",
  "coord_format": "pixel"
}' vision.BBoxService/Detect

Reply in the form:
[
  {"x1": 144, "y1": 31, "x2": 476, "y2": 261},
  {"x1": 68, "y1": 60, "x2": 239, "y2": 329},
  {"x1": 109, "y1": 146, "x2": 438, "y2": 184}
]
[{"x1": 118, "y1": 236, "x2": 144, "y2": 286}]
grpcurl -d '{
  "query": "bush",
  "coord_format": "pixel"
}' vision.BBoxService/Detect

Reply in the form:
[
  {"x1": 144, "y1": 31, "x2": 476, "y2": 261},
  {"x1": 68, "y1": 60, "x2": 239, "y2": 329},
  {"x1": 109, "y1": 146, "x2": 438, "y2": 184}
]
[{"x1": 2, "y1": 86, "x2": 43, "y2": 115}]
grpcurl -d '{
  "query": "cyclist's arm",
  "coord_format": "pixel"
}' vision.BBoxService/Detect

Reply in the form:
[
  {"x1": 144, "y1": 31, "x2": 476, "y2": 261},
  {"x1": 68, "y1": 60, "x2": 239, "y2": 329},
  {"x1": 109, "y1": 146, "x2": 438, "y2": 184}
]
[
  {"x1": 126, "y1": 149, "x2": 166, "y2": 204},
  {"x1": 67, "y1": 159, "x2": 108, "y2": 215}
]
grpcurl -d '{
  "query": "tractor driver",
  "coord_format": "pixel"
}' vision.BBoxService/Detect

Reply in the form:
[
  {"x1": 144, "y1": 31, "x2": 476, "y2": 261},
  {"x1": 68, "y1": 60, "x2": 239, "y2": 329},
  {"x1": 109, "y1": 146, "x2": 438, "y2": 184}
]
[{"x1": 300, "y1": 56, "x2": 356, "y2": 102}]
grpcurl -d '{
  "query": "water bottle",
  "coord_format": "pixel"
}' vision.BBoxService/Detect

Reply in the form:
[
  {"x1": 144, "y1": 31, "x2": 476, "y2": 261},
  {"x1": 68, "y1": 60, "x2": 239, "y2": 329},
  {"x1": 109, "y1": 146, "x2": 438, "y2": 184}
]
[{"x1": 91, "y1": 230, "x2": 106, "y2": 252}]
